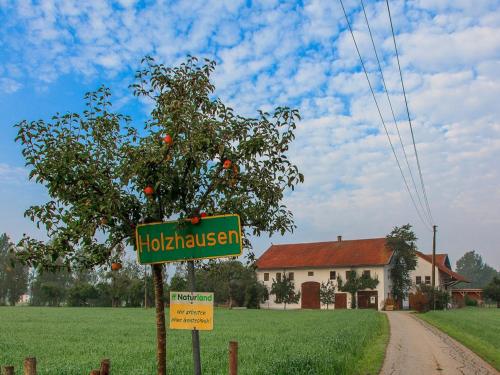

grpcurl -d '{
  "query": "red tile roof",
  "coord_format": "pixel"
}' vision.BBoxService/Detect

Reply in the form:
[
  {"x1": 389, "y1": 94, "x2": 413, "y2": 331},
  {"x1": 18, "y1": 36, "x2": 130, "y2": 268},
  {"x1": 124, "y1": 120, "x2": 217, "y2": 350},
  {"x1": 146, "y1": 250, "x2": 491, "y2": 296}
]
[
  {"x1": 256, "y1": 239, "x2": 469, "y2": 282},
  {"x1": 256, "y1": 238, "x2": 393, "y2": 269},
  {"x1": 432, "y1": 254, "x2": 450, "y2": 269},
  {"x1": 416, "y1": 252, "x2": 469, "y2": 282}
]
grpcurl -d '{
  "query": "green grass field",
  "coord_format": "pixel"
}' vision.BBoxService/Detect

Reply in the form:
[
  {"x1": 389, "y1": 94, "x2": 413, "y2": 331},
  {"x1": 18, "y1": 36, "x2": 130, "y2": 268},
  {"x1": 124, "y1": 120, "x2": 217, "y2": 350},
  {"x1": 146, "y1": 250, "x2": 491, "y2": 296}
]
[
  {"x1": 0, "y1": 307, "x2": 388, "y2": 375},
  {"x1": 418, "y1": 308, "x2": 500, "y2": 370}
]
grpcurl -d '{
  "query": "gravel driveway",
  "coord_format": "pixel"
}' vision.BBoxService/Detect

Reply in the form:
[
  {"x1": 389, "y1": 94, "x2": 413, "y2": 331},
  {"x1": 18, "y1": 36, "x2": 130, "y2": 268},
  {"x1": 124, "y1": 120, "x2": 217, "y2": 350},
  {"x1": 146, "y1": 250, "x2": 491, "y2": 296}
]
[{"x1": 380, "y1": 311, "x2": 498, "y2": 375}]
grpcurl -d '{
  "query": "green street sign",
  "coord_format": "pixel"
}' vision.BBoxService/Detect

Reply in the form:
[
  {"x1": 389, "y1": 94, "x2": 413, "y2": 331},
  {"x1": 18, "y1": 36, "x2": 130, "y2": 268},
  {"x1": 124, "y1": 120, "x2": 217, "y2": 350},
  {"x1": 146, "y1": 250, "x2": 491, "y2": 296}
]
[{"x1": 135, "y1": 214, "x2": 242, "y2": 264}]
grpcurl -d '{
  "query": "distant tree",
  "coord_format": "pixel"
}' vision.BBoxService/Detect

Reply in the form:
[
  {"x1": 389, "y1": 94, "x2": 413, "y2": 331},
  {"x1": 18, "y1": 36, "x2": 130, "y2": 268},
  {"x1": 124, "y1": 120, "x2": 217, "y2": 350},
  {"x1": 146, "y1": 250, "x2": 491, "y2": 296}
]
[
  {"x1": 67, "y1": 268, "x2": 100, "y2": 306},
  {"x1": 123, "y1": 262, "x2": 152, "y2": 307},
  {"x1": 94, "y1": 281, "x2": 113, "y2": 307},
  {"x1": 67, "y1": 281, "x2": 98, "y2": 306},
  {"x1": 320, "y1": 280, "x2": 336, "y2": 309},
  {"x1": 228, "y1": 278, "x2": 248, "y2": 307},
  {"x1": 143, "y1": 267, "x2": 155, "y2": 308},
  {"x1": 31, "y1": 269, "x2": 72, "y2": 306},
  {"x1": 0, "y1": 233, "x2": 29, "y2": 306},
  {"x1": 455, "y1": 251, "x2": 499, "y2": 289},
  {"x1": 483, "y1": 277, "x2": 500, "y2": 308},
  {"x1": 169, "y1": 272, "x2": 188, "y2": 292},
  {"x1": 244, "y1": 280, "x2": 268, "y2": 309},
  {"x1": 338, "y1": 271, "x2": 379, "y2": 309},
  {"x1": 170, "y1": 260, "x2": 268, "y2": 308},
  {"x1": 214, "y1": 260, "x2": 256, "y2": 307},
  {"x1": 96, "y1": 261, "x2": 149, "y2": 307},
  {"x1": 194, "y1": 260, "x2": 244, "y2": 305},
  {"x1": 270, "y1": 273, "x2": 300, "y2": 310},
  {"x1": 387, "y1": 224, "x2": 418, "y2": 304},
  {"x1": 105, "y1": 273, "x2": 125, "y2": 307}
]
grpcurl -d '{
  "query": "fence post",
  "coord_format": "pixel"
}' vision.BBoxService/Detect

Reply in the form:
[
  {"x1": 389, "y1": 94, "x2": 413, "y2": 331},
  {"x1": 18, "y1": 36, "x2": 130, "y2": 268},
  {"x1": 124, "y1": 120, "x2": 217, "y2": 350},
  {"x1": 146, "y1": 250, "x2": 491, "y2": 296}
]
[
  {"x1": 3, "y1": 366, "x2": 15, "y2": 375},
  {"x1": 229, "y1": 341, "x2": 238, "y2": 375},
  {"x1": 99, "y1": 359, "x2": 110, "y2": 375},
  {"x1": 23, "y1": 358, "x2": 36, "y2": 375}
]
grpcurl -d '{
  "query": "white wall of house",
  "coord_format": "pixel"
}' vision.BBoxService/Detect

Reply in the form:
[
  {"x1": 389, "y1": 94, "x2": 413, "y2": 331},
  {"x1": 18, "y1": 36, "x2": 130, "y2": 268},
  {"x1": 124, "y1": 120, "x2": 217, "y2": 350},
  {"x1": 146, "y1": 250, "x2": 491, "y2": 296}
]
[
  {"x1": 382, "y1": 264, "x2": 392, "y2": 302},
  {"x1": 409, "y1": 257, "x2": 447, "y2": 291},
  {"x1": 17, "y1": 293, "x2": 30, "y2": 304},
  {"x1": 256, "y1": 254, "x2": 457, "y2": 310},
  {"x1": 256, "y1": 266, "x2": 387, "y2": 310}
]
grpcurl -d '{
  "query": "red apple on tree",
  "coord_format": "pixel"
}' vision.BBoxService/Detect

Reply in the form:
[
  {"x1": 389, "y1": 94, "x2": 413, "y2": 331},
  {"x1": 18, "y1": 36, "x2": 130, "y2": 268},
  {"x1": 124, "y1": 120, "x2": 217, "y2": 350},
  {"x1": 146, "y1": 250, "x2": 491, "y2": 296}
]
[
  {"x1": 223, "y1": 159, "x2": 232, "y2": 169},
  {"x1": 191, "y1": 216, "x2": 200, "y2": 225},
  {"x1": 200, "y1": 212, "x2": 207, "y2": 218},
  {"x1": 163, "y1": 134, "x2": 173, "y2": 145},
  {"x1": 111, "y1": 262, "x2": 122, "y2": 271},
  {"x1": 144, "y1": 186, "x2": 154, "y2": 196}
]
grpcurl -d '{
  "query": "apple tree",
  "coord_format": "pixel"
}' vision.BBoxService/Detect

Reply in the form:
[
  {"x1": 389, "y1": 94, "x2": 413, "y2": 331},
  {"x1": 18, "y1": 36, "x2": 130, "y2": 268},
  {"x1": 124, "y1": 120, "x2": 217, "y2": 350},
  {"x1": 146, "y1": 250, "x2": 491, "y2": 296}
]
[
  {"x1": 270, "y1": 273, "x2": 301, "y2": 310},
  {"x1": 14, "y1": 56, "x2": 303, "y2": 374},
  {"x1": 0, "y1": 233, "x2": 29, "y2": 306},
  {"x1": 484, "y1": 276, "x2": 500, "y2": 308},
  {"x1": 319, "y1": 280, "x2": 336, "y2": 309}
]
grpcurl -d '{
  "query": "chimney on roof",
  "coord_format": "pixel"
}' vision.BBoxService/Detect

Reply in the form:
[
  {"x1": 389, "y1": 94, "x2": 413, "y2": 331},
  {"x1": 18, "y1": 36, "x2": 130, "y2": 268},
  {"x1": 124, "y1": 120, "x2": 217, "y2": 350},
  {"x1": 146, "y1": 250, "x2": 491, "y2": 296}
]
[{"x1": 337, "y1": 235, "x2": 342, "y2": 242}]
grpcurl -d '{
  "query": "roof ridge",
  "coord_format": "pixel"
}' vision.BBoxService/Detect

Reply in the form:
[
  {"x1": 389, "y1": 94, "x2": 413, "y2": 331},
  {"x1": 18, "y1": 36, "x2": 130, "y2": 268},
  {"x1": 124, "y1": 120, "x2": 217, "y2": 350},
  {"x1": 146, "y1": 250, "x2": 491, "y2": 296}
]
[
  {"x1": 269, "y1": 237, "x2": 386, "y2": 247},
  {"x1": 423, "y1": 252, "x2": 448, "y2": 256},
  {"x1": 256, "y1": 237, "x2": 392, "y2": 268}
]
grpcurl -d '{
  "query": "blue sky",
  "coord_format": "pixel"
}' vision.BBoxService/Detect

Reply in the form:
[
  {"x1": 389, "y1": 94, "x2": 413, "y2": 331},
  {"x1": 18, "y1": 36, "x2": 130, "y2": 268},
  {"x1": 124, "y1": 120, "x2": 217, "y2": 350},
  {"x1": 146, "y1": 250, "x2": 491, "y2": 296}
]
[{"x1": 1, "y1": 0, "x2": 499, "y2": 268}]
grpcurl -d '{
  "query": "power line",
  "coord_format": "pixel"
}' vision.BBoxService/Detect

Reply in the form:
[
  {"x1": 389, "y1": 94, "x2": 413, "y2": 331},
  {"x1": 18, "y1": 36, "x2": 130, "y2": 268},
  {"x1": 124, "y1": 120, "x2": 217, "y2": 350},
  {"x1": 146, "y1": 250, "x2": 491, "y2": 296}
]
[
  {"x1": 359, "y1": 0, "x2": 432, "y2": 226},
  {"x1": 338, "y1": 0, "x2": 433, "y2": 231},
  {"x1": 385, "y1": 0, "x2": 434, "y2": 225}
]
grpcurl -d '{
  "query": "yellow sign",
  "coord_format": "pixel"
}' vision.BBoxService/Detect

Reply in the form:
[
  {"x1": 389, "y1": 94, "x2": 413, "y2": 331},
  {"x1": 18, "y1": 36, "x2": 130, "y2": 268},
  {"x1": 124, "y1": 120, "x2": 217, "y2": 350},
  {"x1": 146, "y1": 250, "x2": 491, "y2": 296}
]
[{"x1": 169, "y1": 292, "x2": 214, "y2": 331}]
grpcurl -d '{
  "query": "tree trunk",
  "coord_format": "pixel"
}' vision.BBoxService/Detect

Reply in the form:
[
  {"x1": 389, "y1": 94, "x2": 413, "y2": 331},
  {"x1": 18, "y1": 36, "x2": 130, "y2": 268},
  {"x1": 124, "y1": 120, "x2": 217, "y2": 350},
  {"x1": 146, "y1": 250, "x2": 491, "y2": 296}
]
[
  {"x1": 152, "y1": 264, "x2": 166, "y2": 375},
  {"x1": 144, "y1": 266, "x2": 148, "y2": 309}
]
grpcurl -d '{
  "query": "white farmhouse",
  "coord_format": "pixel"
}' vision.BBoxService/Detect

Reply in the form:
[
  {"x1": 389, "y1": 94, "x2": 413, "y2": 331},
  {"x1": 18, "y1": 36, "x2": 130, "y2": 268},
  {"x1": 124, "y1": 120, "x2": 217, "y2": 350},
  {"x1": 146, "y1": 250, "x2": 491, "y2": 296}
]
[{"x1": 255, "y1": 236, "x2": 467, "y2": 310}]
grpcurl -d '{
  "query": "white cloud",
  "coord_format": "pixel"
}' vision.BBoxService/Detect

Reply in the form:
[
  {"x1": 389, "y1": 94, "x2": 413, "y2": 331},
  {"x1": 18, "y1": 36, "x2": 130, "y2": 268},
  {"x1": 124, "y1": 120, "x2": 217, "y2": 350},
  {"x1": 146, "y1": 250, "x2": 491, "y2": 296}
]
[
  {"x1": 0, "y1": 0, "x2": 499, "y2": 267},
  {"x1": 0, "y1": 163, "x2": 28, "y2": 184},
  {"x1": 0, "y1": 77, "x2": 22, "y2": 93},
  {"x1": 398, "y1": 26, "x2": 500, "y2": 72}
]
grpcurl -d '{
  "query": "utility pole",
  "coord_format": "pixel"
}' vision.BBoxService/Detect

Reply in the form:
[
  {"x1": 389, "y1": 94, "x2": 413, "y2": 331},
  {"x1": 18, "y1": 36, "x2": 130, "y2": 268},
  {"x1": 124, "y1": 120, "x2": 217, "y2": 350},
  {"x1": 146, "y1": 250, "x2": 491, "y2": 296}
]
[{"x1": 431, "y1": 225, "x2": 437, "y2": 310}]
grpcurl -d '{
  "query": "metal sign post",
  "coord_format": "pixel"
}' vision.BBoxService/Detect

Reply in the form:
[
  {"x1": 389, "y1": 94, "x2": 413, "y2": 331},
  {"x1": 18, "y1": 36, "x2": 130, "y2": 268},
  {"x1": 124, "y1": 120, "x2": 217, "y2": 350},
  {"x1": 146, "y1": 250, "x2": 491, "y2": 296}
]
[
  {"x1": 137, "y1": 214, "x2": 239, "y2": 375},
  {"x1": 188, "y1": 261, "x2": 202, "y2": 375}
]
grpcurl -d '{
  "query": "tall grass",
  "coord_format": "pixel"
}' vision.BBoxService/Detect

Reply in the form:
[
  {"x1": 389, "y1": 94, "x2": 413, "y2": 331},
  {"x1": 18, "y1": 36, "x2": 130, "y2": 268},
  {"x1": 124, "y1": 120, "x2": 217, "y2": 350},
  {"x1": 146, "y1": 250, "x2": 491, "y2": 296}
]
[{"x1": 0, "y1": 307, "x2": 387, "y2": 374}]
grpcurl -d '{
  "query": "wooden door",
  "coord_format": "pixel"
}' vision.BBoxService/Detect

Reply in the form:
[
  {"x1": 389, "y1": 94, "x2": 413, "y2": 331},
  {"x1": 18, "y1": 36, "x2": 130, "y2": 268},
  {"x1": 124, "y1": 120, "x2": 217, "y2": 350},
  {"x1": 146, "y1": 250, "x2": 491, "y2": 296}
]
[
  {"x1": 358, "y1": 291, "x2": 378, "y2": 309},
  {"x1": 334, "y1": 293, "x2": 347, "y2": 309},
  {"x1": 301, "y1": 281, "x2": 320, "y2": 309}
]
